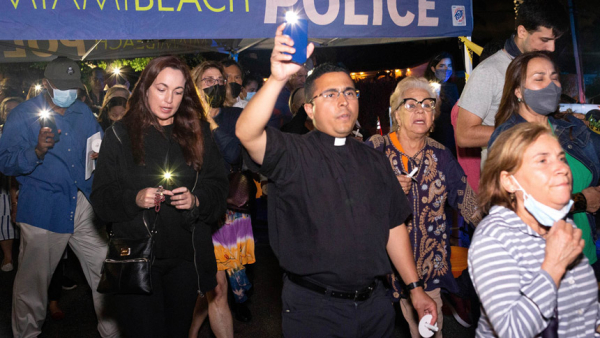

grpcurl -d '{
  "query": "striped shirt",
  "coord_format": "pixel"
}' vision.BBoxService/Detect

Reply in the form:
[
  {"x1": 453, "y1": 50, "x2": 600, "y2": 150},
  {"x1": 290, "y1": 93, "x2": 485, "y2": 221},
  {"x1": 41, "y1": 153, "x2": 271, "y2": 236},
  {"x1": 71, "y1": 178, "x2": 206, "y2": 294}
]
[
  {"x1": 0, "y1": 173, "x2": 16, "y2": 241},
  {"x1": 469, "y1": 206, "x2": 600, "y2": 337}
]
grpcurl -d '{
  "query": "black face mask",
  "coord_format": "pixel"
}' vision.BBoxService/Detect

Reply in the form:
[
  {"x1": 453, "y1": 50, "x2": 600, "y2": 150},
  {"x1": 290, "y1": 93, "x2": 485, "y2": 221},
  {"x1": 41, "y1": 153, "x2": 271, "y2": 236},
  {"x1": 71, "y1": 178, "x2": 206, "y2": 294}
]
[
  {"x1": 203, "y1": 84, "x2": 226, "y2": 108},
  {"x1": 229, "y1": 82, "x2": 242, "y2": 98}
]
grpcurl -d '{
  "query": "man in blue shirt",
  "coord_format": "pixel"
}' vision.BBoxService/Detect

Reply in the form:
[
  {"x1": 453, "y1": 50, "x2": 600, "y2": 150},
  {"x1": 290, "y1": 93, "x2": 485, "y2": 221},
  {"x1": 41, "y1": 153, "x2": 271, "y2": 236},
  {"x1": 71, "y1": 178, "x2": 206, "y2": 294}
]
[{"x1": 0, "y1": 58, "x2": 119, "y2": 338}]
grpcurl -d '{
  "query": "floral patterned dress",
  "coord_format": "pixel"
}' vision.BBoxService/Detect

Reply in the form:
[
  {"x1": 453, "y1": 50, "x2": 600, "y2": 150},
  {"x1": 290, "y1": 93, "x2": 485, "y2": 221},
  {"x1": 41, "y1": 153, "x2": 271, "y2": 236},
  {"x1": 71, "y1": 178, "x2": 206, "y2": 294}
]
[{"x1": 366, "y1": 132, "x2": 480, "y2": 296}]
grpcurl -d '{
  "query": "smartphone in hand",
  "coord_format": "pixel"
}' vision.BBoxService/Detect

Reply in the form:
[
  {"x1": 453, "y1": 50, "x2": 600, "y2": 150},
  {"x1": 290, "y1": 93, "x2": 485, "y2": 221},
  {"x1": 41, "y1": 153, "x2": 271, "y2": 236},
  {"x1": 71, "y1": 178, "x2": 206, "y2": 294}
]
[
  {"x1": 39, "y1": 112, "x2": 60, "y2": 142},
  {"x1": 282, "y1": 12, "x2": 308, "y2": 65}
]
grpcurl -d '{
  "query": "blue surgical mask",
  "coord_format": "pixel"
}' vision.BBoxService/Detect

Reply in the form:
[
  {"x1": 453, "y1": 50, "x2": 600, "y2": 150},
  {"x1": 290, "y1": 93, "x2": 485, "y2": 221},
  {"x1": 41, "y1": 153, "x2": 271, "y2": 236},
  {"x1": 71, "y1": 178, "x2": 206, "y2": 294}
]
[
  {"x1": 245, "y1": 91, "x2": 256, "y2": 101},
  {"x1": 50, "y1": 84, "x2": 78, "y2": 108},
  {"x1": 512, "y1": 176, "x2": 573, "y2": 227}
]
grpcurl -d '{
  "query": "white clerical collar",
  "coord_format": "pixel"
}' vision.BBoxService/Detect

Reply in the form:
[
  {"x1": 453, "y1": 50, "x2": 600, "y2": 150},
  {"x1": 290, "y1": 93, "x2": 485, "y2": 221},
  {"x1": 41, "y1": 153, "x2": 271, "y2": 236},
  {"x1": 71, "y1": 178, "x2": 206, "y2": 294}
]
[{"x1": 334, "y1": 138, "x2": 346, "y2": 146}]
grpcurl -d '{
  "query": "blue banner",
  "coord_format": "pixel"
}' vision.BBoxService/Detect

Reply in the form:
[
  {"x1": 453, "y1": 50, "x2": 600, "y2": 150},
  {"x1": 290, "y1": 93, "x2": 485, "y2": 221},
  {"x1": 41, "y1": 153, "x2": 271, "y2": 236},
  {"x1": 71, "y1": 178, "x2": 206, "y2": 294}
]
[{"x1": 0, "y1": 0, "x2": 472, "y2": 40}]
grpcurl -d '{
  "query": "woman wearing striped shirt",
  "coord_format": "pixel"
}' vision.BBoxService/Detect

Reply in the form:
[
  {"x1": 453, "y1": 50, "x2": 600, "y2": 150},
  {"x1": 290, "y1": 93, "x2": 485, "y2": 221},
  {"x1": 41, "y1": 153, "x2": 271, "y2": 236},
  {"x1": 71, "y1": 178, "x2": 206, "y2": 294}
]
[{"x1": 469, "y1": 122, "x2": 600, "y2": 337}]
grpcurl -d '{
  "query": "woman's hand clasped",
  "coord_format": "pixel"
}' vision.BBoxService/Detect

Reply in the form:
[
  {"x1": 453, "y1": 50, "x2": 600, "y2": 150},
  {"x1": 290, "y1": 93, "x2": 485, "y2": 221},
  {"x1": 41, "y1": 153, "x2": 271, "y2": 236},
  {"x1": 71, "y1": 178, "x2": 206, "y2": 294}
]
[
  {"x1": 541, "y1": 220, "x2": 585, "y2": 286},
  {"x1": 136, "y1": 187, "x2": 198, "y2": 210},
  {"x1": 165, "y1": 187, "x2": 198, "y2": 210}
]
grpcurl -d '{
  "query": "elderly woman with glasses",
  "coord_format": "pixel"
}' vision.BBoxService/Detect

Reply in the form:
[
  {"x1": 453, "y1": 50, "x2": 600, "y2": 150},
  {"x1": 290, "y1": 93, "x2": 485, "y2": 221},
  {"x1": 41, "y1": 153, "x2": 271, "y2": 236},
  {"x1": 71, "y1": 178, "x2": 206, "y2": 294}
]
[{"x1": 366, "y1": 76, "x2": 480, "y2": 337}]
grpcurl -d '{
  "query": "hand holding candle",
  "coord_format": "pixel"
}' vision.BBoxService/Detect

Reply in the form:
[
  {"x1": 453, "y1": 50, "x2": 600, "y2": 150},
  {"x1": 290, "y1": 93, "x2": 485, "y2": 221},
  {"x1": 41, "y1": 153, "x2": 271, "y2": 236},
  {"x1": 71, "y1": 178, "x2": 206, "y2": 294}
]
[
  {"x1": 136, "y1": 187, "x2": 171, "y2": 209},
  {"x1": 397, "y1": 175, "x2": 413, "y2": 195}
]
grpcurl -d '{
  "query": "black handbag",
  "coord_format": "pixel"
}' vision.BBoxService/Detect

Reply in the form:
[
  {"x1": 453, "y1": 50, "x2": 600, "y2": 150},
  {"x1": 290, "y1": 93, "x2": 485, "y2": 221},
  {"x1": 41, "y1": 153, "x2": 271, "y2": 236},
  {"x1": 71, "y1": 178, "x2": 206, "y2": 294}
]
[{"x1": 97, "y1": 211, "x2": 157, "y2": 295}]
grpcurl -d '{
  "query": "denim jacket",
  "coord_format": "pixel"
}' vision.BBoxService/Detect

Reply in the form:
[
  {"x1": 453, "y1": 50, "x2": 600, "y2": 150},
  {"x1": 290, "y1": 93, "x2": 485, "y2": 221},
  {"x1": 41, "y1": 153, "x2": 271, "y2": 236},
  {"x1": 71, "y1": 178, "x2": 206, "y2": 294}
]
[{"x1": 489, "y1": 113, "x2": 600, "y2": 238}]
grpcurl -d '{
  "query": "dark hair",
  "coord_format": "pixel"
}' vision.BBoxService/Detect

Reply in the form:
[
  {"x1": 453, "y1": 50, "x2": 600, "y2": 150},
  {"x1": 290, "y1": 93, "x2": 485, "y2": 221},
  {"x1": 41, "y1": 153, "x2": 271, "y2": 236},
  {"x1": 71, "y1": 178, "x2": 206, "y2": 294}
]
[
  {"x1": 77, "y1": 86, "x2": 93, "y2": 108},
  {"x1": 99, "y1": 96, "x2": 127, "y2": 123},
  {"x1": 221, "y1": 59, "x2": 244, "y2": 80},
  {"x1": 304, "y1": 63, "x2": 351, "y2": 103},
  {"x1": 424, "y1": 52, "x2": 453, "y2": 82},
  {"x1": 91, "y1": 68, "x2": 105, "y2": 79},
  {"x1": 0, "y1": 78, "x2": 22, "y2": 99},
  {"x1": 242, "y1": 73, "x2": 261, "y2": 88},
  {"x1": 121, "y1": 56, "x2": 207, "y2": 170},
  {"x1": 495, "y1": 51, "x2": 558, "y2": 128},
  {"x1": 515, "y1": 0, "x2": 568, "y2": 38},
  {"x1": 480, "y1": 39, "x2": 505, "y2": 63}
]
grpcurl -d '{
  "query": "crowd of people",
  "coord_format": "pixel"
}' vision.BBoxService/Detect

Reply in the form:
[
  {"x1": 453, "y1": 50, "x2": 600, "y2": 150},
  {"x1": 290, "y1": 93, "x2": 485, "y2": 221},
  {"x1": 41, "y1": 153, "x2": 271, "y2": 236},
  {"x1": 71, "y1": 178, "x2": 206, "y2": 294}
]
[{"x1": 1, "y1": 0, "x2": 600, "y2": 337}]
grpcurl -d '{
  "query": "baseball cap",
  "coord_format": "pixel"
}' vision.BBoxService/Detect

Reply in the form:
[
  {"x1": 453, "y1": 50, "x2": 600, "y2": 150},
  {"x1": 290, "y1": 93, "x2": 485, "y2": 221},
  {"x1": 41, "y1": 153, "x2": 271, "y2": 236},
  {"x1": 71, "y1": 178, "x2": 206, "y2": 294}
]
[{"x1": 44, "y1": 57, "x2": 84, "y2": 90}]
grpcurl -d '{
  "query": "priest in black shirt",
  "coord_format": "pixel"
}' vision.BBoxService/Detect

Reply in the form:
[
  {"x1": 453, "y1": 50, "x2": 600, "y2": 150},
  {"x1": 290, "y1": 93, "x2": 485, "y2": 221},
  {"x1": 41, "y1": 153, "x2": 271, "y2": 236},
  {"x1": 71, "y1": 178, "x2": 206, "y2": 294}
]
[{"x1": 236, "y1": 25, "x2": 437, "y2": 337}]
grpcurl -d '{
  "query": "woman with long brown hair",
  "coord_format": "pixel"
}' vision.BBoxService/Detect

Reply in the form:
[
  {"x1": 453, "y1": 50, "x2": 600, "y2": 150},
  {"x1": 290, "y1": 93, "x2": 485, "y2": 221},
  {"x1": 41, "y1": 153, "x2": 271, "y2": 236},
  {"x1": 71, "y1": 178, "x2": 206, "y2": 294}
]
[{"x1": 91, "y1": 56, "x2": 228, "y2": 337}]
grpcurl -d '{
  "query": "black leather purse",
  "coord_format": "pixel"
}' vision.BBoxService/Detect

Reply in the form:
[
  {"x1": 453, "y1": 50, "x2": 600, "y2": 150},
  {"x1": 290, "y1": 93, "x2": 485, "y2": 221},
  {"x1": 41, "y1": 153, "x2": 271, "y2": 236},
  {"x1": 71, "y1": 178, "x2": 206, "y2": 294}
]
[{"x1": 97, "y1": 211, "x2": 157, "y2": 295}]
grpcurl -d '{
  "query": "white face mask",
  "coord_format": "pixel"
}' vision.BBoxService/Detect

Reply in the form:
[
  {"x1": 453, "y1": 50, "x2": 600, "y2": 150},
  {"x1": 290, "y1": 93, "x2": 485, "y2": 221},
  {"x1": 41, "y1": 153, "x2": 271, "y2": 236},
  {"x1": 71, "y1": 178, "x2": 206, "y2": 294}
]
[{"x1": 512, "y1": 176, "x2": 573, "y2": 227}]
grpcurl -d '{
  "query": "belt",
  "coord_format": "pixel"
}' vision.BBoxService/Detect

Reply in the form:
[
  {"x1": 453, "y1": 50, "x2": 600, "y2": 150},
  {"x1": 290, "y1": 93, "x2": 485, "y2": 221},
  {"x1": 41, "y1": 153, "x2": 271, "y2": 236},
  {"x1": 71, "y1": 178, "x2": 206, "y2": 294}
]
[{"x1": 286, "y1": 272, "x2": 377, "y2": 302}]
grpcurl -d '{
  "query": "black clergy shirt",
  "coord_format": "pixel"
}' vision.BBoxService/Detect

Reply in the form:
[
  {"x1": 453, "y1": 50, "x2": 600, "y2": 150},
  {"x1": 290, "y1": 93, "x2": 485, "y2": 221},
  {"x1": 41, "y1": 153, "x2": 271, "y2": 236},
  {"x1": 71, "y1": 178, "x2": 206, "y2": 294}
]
[{"x1": 244, "y1": 127, "x2": 411, "y2": 290}]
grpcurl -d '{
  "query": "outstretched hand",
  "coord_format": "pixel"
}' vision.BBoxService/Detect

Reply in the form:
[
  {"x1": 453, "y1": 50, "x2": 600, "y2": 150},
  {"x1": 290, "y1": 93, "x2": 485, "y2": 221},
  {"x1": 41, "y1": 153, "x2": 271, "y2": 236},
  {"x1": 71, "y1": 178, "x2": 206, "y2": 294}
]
[{"x1": 270, "y1": 23, "x2": 314, "y2": 83}]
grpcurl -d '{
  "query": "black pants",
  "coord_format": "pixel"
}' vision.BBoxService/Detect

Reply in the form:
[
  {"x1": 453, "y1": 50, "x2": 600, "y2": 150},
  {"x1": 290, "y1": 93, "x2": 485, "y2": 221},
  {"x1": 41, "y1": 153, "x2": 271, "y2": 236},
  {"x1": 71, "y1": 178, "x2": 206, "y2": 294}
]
[
  {"x1": 114, "y1": 258, "x2": 198, "y2": 338},
  {"x1": 281, "y1": 275, "x2": 394, "y2": 338}
]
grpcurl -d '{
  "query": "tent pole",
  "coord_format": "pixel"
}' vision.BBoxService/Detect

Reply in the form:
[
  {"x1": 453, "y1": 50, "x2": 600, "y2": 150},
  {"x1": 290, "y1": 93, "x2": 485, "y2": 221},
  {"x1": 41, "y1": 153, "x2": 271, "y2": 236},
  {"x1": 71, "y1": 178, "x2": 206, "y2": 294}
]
[
  {"x1": 463, "y1": 36, "x2": 473, "y2": 80},
  {"x1": 81, "y1": 40, "x2": 103, "y2": 61},
  {"x1": 235, "y1": 38, "x2": 269, "y2": 54},
  {"x1": 567, "y1": 0, "x2": 586, "y2": 103}
]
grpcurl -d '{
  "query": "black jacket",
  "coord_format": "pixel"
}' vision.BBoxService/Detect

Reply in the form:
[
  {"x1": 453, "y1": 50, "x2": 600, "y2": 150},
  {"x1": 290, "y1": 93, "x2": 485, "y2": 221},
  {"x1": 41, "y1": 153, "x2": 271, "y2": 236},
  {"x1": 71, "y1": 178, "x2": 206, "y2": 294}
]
[{"x1": 91, "y1": 121, "x2": 228, "y2": 294}]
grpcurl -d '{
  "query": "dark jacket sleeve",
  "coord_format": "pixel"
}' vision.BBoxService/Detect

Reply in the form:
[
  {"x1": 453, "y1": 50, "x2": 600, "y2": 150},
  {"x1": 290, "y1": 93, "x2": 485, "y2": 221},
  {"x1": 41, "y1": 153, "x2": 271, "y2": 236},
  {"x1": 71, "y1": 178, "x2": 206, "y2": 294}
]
[
  {"x1": 212, "y1": 127, "x2": 241, "y2": 166},
  {"x1": 91, "y1": 124, "x2": 141, "y2": 223},
  {"x1": 193, "y1": 122, "x2": 229, "y2": 225}
]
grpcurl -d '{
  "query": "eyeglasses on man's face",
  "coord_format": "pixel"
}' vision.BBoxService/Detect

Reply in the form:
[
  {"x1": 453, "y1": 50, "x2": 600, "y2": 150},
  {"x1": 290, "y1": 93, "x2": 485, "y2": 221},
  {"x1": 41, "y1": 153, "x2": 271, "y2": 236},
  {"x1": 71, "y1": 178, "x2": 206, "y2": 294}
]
[
  {"x1": 310, "y1": 89, "x2": 360, "y2": 103},
  {"x1": 399, "y1": 98, "x2": 436, "y2": 111},
  {"x1": 201, "y1": 77, "x2": 226, "y2": 86}
]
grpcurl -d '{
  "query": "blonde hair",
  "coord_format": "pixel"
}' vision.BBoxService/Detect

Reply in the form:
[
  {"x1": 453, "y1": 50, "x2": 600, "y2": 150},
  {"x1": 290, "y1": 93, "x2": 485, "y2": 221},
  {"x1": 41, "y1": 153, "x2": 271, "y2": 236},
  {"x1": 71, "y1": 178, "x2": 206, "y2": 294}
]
[
  {"x1": 191, "y1": 61, "x2": 235, "y2": 109},
  {"x1": 478, "y1": 122, "x2": 554, "y2": 215},
  {"x1": 102, "y1": 85, "x2": 130, "y2": 106},
  {"x1": 389, "y1": 77, "x2": 437, "y2": 131}
]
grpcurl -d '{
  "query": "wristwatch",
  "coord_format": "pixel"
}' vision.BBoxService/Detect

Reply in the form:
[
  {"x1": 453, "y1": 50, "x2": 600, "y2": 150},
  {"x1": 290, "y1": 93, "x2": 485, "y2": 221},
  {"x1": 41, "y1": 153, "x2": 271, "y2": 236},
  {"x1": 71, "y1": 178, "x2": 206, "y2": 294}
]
[{"x1": 405, "y1": 279, "x2": 424, "y2": 291}]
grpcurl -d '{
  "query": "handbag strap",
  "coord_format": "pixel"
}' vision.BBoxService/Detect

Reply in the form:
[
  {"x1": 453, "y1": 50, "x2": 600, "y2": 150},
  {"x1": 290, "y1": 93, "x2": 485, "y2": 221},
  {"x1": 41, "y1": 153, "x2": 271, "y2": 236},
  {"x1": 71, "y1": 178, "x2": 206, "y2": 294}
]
[{"x1": 142, "y1": 209, "x2": 159, "y2": 238}]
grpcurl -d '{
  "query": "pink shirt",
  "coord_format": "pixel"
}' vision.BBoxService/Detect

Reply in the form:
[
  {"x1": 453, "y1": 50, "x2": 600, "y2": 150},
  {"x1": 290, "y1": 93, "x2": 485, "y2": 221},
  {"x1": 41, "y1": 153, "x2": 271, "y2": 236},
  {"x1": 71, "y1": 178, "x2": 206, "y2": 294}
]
[{"x1": 451, "y1": 102, "x2": 481, "y2": 193}]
